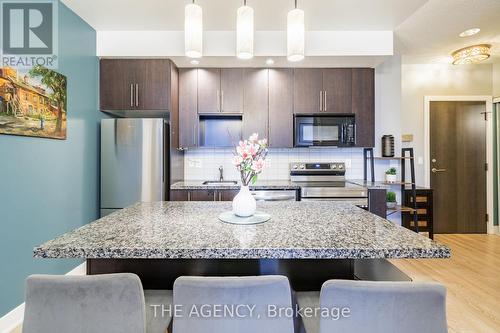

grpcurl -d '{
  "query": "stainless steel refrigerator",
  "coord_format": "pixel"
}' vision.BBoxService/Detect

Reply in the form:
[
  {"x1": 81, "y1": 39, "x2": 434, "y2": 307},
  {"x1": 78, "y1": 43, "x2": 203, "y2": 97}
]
[{"x1": 100, "y1": 118, "x2": 182, "y2": 217}]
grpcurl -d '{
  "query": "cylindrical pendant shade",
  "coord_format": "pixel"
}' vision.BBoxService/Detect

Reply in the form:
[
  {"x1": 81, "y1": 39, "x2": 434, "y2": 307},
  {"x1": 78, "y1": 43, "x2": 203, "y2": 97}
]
[
  {"x1": 236, "y1": 5, "x2": 254, "y2": 59},
  {"x1": 287, "y1": 8, "x2": 305, "y2": 62},
  {"x1": 185, "y1": 3, "x2": 203, "y2": 58}
]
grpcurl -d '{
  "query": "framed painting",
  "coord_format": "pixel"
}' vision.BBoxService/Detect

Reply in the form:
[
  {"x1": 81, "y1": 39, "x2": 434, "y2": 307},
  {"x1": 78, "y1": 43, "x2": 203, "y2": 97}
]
[{"x1": 0, "y1": 66, "x2": 67, "y2": 139}]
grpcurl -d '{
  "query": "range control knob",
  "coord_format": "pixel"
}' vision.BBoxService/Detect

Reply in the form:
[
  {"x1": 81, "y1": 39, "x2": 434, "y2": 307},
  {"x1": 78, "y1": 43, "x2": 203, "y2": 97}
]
[
  {"x1": 331, "y1": 164, "x2": 337, "y2": 169},
  {"x1": 299, "y1": 164, "x2": 305, "y2": 170},
  {"x1": 292, "y1": 164, "x2": 298, "y2": 170}
]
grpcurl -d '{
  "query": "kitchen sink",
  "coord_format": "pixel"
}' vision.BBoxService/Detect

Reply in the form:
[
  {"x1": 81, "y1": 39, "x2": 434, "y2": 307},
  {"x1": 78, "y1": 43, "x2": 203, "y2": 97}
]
[{"x1": 202, "y1": 180, "x2": 238, "y2": 185}]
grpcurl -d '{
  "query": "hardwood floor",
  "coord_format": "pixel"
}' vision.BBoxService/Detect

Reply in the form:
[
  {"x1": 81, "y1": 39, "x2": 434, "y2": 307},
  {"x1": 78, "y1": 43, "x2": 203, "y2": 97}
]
[{"x1": 391, "y1": 234, "x2": 500, "y2": 333}]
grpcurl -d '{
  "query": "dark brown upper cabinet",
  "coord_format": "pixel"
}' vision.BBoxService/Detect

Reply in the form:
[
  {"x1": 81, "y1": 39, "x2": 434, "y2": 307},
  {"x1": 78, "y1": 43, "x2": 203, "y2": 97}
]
[
  {"x1": 269, "y1": 68, "x2": 294, "y2": 148},
  {"x1": 323, "y1": 68, "x2": 352, "y2": 114},
  {"x1": 197, "y1": 68, "x2": 220, "y2": 113},
  {"x1": 221, "y1": 69, "x2": 244, "y2": 113},
  {"x1": 100, "y1": 59, "x2": 174, "y2": 111},
  {"x1": 293, "y1": 68, "x2": 323, "y2": 113},
  {"x1": 243, "y1": 69, "x2": 269, "y2": 139},
  {"x1": 179, "y1": 68, "x2": 199, "y2": 148},
  {"x1": 293, "y1": 68, "x2": 353, "y2": 114},
  {"x1": 197, "y1": 68, "x2": 244, "y2": 114},
  {"x1": 352, "y1": 68, "x2": 375, "y2": 147}
]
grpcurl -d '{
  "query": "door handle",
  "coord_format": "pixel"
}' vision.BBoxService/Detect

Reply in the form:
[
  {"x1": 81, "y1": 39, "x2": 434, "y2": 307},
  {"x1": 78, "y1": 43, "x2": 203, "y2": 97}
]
[
  {"x1": 130, "y1": 84, "x2": 133, "y2": 107},
  {"x1": 135, "y1": 83, "x2": 139, "y2": 107},
  {"x1": 432, "y1": 168, "x2": 447, "y2": 173}
]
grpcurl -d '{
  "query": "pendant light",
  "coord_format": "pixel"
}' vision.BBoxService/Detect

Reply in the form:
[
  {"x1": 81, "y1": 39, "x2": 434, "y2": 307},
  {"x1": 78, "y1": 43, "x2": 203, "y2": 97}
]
[
  {"x1": 236, "y1": 0, "x2": 254, "y2": 59},
  {"x1": 185, "y1": 0, "x2": 203, "y2": 58},
  {"x1": 287, "y1": 0, "x2": 305, "y2": 62}
]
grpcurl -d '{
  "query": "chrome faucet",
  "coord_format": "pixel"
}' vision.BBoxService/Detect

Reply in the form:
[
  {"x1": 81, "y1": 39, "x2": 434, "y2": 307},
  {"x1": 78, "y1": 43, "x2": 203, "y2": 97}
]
[{"x1": 218, "y1": 166, "x2": 224, "y2": 182}]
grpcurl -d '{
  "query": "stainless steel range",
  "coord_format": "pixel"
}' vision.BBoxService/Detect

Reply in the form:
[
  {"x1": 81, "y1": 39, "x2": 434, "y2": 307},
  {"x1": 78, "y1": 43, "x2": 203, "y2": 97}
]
[{"x1": 290, "y1": 162, "x2": 368, "y2": 205}]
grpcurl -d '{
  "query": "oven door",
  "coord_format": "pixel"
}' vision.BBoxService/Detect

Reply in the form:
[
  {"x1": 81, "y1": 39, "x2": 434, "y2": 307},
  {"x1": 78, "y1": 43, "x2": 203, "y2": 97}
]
[{"x1": 294, "y1": 115, "x2": 354, "y2": 147}]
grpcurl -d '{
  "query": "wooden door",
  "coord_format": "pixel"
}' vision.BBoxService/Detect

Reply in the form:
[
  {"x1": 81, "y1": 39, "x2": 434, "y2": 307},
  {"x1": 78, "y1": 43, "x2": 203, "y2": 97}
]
[
  {"x1": 198, "y1": 68, "x2": 221, "y2": 113},
  {"x1": 220, "y1": 68, "x2": 244, "y2": 113},
  {"x1": 269, "y1": 69, "x2": 294, "y2": 148},
  {"x1": 430, "y1": 101, "x2": 487, "y2": 233},
  {"x1": 179, "y1": 68, "x2": 199, "y2": 148},
  {"x1": 352, "y1": 68, "x2": 374, "y2": 147},
  {"x1": 293, "y1": 68, "x2": 323, "y2": 113},
  {"x1": 323, "y1": 68, "x2": 352, "y2": 114},
  {"x1": 135, "y1": 59, "x2": 171, "y2": 110},
  {"x1": 243, "y1": 69, "x2": 268, "y2": 139},
  {"x1": 100, "y1": 59, "x2": 136, "y2": 110}
]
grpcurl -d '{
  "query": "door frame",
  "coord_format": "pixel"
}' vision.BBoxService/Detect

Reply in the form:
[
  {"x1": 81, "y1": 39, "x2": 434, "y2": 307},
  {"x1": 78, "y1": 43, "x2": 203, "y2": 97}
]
[{"x1": 424, "y1": 96, "x2": 494, "y2": 234}]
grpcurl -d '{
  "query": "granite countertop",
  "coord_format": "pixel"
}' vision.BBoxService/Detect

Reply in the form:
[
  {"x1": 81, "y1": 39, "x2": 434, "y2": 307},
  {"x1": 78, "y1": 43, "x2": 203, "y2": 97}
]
[
  {"x1": 171, "y1": 180, "x2": 300, "y2": 190},
  {"x1": 34, "y1": 201, "x2": 450, "y2": 260}
]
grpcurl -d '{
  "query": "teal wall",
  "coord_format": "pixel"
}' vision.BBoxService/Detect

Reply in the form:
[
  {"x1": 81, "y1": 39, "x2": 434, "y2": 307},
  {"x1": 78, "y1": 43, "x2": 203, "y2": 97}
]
[{"x1": 0, "y1": 2, "x2": 99, "y2": 316}]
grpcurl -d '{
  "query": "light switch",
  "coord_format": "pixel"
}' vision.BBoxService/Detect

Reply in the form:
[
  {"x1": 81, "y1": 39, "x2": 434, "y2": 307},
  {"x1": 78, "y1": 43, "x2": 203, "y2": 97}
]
[{"x1": 417, "y1": 157, "x2": 424, "y2": 165}]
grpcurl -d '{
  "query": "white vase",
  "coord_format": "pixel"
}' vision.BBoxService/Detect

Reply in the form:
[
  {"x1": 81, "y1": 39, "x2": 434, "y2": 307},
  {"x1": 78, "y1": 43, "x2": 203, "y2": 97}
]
[
  {"x1": 385, "y1": 174, "x2": 397, "y2": 183},
  {"x1": 232, "y1": 185, "x2": 256, "y2": 217}
]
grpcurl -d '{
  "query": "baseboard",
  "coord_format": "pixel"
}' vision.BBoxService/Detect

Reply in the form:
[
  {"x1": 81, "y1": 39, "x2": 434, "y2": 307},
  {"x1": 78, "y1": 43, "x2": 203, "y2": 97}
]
[{"x1": 0, "y1": 262, "x2": 86, "y2": 333}]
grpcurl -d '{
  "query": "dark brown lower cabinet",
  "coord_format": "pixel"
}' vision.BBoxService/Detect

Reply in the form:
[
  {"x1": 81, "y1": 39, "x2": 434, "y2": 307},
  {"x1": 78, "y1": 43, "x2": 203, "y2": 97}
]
[{"x1": 170, "y1": 189, "x2": 238, "y2": 202}]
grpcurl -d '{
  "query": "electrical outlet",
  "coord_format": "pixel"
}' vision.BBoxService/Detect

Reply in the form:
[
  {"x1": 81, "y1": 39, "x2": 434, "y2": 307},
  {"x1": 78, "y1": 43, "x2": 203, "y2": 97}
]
[
  {"x1": 345, "y1": 159, "x2": 352, "y2": 168},
  {"x1": 417, "y1": 157, "x2": 424, "y2": 165}
]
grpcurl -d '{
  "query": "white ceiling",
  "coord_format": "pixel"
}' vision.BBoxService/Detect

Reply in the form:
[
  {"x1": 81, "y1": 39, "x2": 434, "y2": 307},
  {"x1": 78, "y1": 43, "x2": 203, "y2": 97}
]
[
  {"x1": 61, "y1": 0, "x2": 428, "y2": 31},
  {"x1": 62, "y1": 0, "x2": 500, "y2": 63}
]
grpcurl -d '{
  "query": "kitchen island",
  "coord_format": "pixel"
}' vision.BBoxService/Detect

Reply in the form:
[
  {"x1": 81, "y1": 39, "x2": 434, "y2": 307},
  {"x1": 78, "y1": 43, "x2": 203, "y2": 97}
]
[{"x1": 35, "y1": 201, "x2": 450, "y2": 289}]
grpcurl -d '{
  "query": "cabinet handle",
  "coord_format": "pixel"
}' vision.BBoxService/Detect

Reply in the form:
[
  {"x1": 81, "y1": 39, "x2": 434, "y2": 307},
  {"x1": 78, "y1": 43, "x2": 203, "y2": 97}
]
[
  {"x1": 187, "y1": 191, "x2": 191, "y2": 201},
  {"x1": 213, "y1": 192, "x2": 217, "y2": 201},
  {"x1": 216, "y1": 90, "x2": 220, "y2": 112},
  {"x1": 324, "y1": 90, "x2": 327, "y2": 111},
  {"x1": 135, "y1": 83, "x2": 139, "y2": 107},
  {"x1": 130, "y1": 84, "x2": 133, "y2": 107},
  {"x1": 221, "y1": 90, "x2": 224, "y2": 112},
  {"x1": 193, "y1": 124, "x2": 197, "y2": 146},
  {"x1": 218, "y1": 192, "x2": 222, "y2": 201},
  {"x1": 319, "y1": 91, "x2": 323, "y2": 111}
]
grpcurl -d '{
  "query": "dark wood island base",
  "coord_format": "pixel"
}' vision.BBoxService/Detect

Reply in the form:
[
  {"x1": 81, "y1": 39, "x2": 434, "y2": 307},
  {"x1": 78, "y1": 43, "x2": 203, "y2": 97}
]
[{"x1": 87, "y1": 258, "x2": 411, "y2": 290}]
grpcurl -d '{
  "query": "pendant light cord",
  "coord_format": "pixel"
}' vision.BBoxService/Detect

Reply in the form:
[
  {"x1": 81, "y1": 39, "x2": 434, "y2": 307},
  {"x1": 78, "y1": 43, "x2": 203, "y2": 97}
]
[
  {"x1": 295, "y1": 0, "x2": 297, "y2": 9},
  {"x1": 244, "y1": 0, "x2": 247, "y2": 5}
]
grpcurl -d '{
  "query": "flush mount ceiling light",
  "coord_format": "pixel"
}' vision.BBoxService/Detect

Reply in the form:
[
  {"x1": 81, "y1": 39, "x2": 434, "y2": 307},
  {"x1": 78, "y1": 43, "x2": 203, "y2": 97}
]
[
  {"x1": 287, "y1": 0, "x2": 305, "y2": 62},
  {"x1": 190, "y1": 59, "x2": 200, "y2": 65},
  {"x1": 265, "y1": 58, "x2": 275, "y2": 65},
  {"x1": 236, "y1": 0, "x2": 254, "y2": 60},
  {"x1": 451, "y1": 44, "x2": 491, "y2": 65},
  {"x1": 459, "y1": 28, "x2": 480, "y2": 37},
  {"x1": 185, "y1": 0, "x2": 203, "y2": 58}
]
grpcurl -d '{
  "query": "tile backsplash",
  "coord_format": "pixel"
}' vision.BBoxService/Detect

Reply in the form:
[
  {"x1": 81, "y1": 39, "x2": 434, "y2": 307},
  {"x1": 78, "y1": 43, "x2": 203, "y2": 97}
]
[{"x1": 184, "y1": 148, "x2": 366, "y2": 181}]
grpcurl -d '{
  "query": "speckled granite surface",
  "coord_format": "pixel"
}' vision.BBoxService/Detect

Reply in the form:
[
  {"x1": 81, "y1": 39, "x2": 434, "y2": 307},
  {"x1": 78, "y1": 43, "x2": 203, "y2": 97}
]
[
  {"x1": 34, "y1": 201, "x2": 450, "y2": 260},
  {"x1": 171, "y1": 180, "x2": 301, "y2": 190},
  {"x1": 348, "y1": 180, "x2": 430, "y2": 190}
]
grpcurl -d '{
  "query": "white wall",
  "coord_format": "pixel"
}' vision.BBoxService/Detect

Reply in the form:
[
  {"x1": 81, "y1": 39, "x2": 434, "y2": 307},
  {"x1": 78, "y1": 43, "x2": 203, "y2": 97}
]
[
  {"x1": 401, "y1": 62, "x2": 493, "y2": 184},
  {"x1": 494, "y1": 63, "x2": 500, "y2": 99}
]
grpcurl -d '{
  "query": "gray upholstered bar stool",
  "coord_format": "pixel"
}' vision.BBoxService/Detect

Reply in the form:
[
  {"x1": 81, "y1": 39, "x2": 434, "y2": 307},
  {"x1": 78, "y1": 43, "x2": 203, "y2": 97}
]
[
  {"x1": 22, "y1": 273, "x2": 173, "y2": 333},
  {"x1": 173, "y1": 275, "x2": 296, "y2": 333},
  {"x1": 297, "y1": 280, "x2": 447, "y2": 333}
]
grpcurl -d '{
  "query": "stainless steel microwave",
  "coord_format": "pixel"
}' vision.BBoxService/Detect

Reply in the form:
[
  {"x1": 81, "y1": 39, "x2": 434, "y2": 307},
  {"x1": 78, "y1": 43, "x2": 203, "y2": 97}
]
[{"x1": 294, "y1": 114, "x2": 356, "y2": 147}]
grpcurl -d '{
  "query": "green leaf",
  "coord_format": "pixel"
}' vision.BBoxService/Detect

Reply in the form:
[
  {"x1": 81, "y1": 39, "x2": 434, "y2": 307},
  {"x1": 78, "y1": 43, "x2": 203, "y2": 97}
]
[{"x1": 251, "y1": 174, "x2": 258, "y2": 184}]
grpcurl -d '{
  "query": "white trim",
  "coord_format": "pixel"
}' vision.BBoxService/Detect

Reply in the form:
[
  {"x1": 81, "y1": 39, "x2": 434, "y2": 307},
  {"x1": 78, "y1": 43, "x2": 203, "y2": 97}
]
[
  {"x1": 494, "y1": 97, "x2": 500, "y2": 103},
  {"x1": 424, "y1": 96, "x2": 494, "y2": 234},
  {"x1": 0, "y1": 263, "x2": 86, "y2": 333}
]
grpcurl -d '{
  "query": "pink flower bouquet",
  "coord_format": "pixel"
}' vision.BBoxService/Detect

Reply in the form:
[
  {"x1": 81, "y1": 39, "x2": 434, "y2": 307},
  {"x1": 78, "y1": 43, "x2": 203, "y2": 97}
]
[{"x1": 232, "y1": 133, "x2": 268, "y2": 186}]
